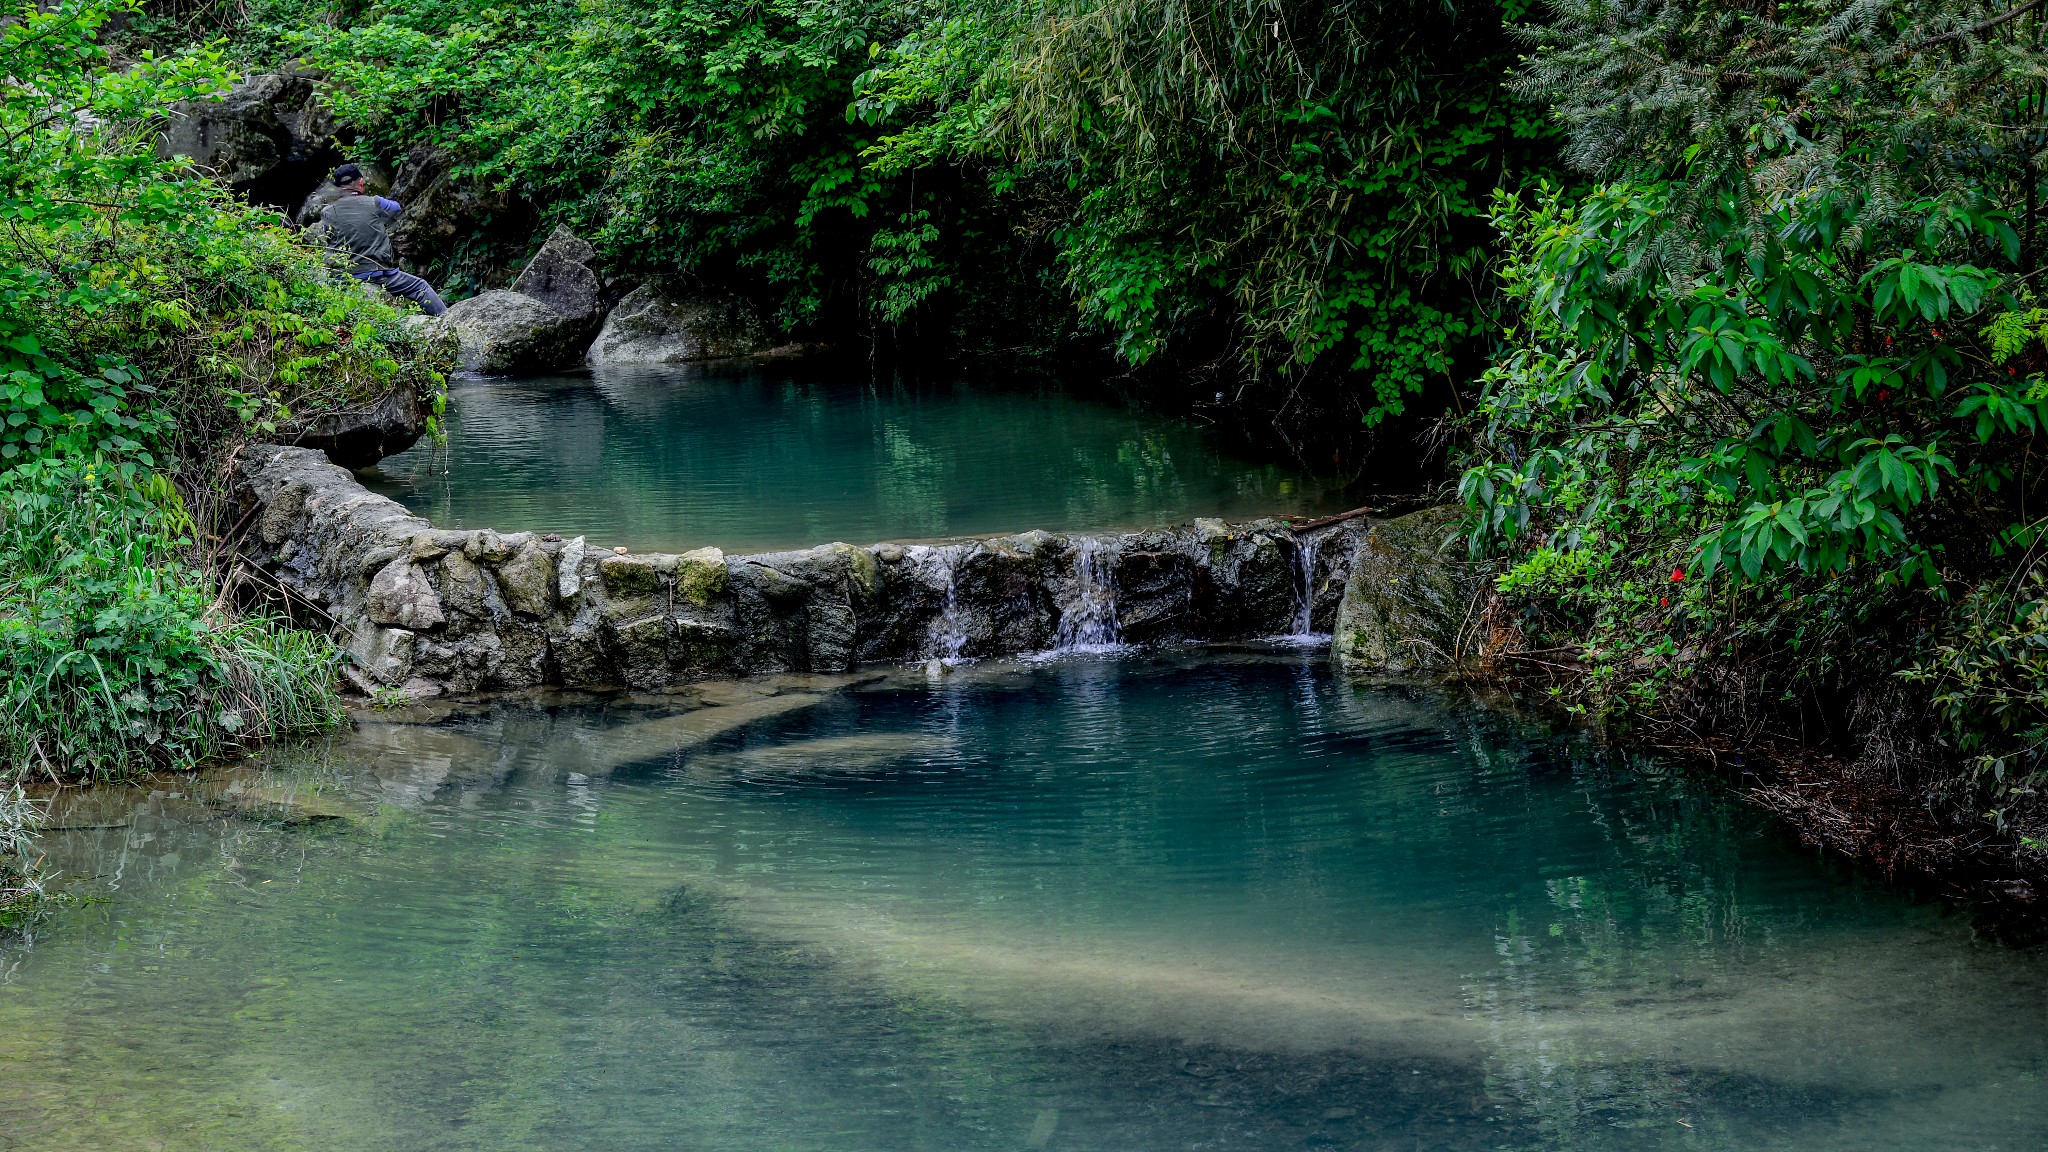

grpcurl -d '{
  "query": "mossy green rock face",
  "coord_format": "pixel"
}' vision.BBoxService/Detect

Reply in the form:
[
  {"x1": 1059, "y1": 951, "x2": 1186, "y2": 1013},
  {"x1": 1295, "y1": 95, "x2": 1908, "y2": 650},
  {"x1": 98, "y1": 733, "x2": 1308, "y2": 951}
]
[
  {"x1": 675, "y1": 547, "x2": 728, "y2": 606},
  {"x1": 599, "y1": 553, "x2": 668, "y2": 596},
  {"x1": 1332, "y1": 506, "x2": 1490, "y2": 675}
]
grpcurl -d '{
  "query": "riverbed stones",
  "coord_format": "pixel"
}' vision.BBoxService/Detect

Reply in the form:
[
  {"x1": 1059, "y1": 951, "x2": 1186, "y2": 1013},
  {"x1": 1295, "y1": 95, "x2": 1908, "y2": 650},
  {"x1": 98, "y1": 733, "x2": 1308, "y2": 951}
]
[
  {"x1": 558, "y1": 536, "x2": 588, "y2": 600},
  {"x1": 1193, "y1": 522, "x2": 1297, "y2": 636},
  {"x1": 365, "y1": 557, "x2": 445, "y2": 630},
  {"x1": 495, "y1": 540, "x2": 556, "y2": 617},
  {"x1": 585, "y1": 285, "x2": 766, "y2": 365},
  {"x1": 231, "y1": 444, "x2": 1400, "y2": 696},
  {"x1": 1330, "y1": 506, "x2": 1491, "y2": 675},
  {"x1": 1115, "y1": 537, "x2": 1197, "y2": 642},
  {"x1": 675, "y1": 547, "x2": 729, "y2": 607}
]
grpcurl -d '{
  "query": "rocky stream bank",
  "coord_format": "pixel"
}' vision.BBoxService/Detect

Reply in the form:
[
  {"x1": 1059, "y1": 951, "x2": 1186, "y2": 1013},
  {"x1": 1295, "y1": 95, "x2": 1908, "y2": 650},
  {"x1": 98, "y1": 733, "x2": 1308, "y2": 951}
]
[{"x1": 231, "y1": 445, "x2": 1480, "y2": 699}]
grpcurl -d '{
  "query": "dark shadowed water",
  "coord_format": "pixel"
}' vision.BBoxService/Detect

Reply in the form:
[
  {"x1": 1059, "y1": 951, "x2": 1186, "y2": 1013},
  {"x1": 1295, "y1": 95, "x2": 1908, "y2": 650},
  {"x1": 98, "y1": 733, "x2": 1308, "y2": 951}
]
[
  {"x1": 362, "y1": 365, "x2": 1354, "y2": 553},
  {"x1": 4, "y1": 651, "x2": 2046, "y2": 1150}
]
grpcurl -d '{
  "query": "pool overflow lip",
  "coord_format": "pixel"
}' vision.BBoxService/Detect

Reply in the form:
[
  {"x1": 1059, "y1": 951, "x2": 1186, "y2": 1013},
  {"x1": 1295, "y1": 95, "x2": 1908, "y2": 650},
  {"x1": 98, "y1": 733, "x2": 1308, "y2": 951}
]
[{"x1": 232, "y1": 444, "x2": 1486, "y2": 700}]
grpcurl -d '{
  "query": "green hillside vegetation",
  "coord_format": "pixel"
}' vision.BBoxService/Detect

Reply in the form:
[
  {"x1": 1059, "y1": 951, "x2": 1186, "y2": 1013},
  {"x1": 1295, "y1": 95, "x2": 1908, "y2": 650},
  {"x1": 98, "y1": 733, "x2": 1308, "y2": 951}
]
[
  {"x1": 0, "y1": 0, "x2": 447, "y2": 917},
  {"x1": 1458, "y1": 0, "x2": 2048, "y2": 853},
  {"x1": 224, "y1": 0, "x2": 1557, "y2": 445}
]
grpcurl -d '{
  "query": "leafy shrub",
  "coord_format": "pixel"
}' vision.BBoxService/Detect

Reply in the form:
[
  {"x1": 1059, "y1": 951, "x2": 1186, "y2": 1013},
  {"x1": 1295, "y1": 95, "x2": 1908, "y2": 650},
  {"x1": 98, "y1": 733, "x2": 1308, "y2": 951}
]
[
  {"x1": 1455, "y1": 0, "x2": 2048, "y2": 833},
  {"x1": 0, "y1": 780, "x2": 47, "y2": 927},
  {"x1": 0, "y1": 0, "x2": 447, "y2": 796},
  {"x1": 0, "y1": 459, "x2": 344, "y2": 781},
  {"x1": 246, "y1": 0, "x2": 1553, "y2": 437},
  {"x1": 3, "y1": 0, "x2": 447, "y2": 468}
]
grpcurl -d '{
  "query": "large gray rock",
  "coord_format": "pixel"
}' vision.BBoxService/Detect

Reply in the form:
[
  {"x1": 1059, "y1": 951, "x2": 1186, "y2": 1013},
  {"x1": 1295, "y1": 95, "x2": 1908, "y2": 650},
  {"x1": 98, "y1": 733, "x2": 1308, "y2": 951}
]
[
  {"x1": 285, "y1": 384, "x2": 430, "y2": 469},
  {"x1": 1331, "y1": 506, "x2": 1492, "y2": 675},
  {"x1": 436, "y1": 290, "x2": 583, "y2": 375},
  {"x1": 586, "y1": 285, "x2": 766, "y2": 365},
  {"x1": 387, "y1": 147, "x2": 531, "y2": 274},
  {"x1": 156, "y1": 70, "x2": 337, "y2": 209},
  {"x1": 511, "y1": 227, "x2": 604, "y2": 327}
]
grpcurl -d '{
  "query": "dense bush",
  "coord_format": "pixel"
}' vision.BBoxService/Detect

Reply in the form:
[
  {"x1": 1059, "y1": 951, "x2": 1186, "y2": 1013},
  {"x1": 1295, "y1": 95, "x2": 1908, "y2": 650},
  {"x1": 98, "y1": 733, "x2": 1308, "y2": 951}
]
[
  {"x1": 239, "y1": 0, "x2": 1554, "y2": 441},
  {"x1": 0, "y1": 459, "x2": 344, "y2": 781},
  {"x1": 1, "y1": 0, "x2": 448, "y2": 798},
  {"x1": 1456, "y1": 0, "x2": 2048, "y2": 836}
]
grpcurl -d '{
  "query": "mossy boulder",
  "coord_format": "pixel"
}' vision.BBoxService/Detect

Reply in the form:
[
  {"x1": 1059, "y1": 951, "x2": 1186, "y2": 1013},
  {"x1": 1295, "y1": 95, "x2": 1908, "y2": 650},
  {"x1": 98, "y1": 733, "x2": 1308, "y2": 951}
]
[{"x1": 1331, "y1": 506, "x2": 1492, "y2": 675}]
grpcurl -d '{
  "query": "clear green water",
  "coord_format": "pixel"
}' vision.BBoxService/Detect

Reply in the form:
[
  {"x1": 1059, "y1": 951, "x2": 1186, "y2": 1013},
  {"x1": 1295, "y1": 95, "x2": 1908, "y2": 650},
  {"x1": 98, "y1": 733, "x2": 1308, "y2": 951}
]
[
  {"x1": 363, "y1": 365, "x2": 1353, "y2": 553},
  {"x1": 5, "y1": 652, "x2": 2047, "y2": 1151}
]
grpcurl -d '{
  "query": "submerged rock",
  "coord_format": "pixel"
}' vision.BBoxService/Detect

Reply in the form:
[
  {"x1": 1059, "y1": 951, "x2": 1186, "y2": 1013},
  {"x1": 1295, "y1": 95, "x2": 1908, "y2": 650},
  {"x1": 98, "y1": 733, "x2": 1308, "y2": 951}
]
[
  {"x1": 435, "y1": 289, "x2": 584, "y2": 375},
  {"x1": 691, "y1": 732, "x2": 960, "y2": 779},
  {"x1": 586, "y1": 285, "x2": 767, "y2": 365},
  {"x1": 1330, "y1": 506, "x2": 1492, "y2": 675}
]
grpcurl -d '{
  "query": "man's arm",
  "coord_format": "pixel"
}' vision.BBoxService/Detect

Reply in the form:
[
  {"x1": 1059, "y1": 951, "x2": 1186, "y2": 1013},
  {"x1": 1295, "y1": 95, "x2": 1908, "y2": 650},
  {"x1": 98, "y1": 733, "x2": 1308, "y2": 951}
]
[{"x1": 376, "y1": 196, "x2": 402, "y2": 214}]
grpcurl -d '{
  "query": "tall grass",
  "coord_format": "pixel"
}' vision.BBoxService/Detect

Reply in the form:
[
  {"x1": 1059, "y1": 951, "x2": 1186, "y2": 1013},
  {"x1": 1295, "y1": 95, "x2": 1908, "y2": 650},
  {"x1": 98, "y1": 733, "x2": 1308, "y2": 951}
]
[{"x1": 0, "y1": 457, "x2": 345, "y2": 785}]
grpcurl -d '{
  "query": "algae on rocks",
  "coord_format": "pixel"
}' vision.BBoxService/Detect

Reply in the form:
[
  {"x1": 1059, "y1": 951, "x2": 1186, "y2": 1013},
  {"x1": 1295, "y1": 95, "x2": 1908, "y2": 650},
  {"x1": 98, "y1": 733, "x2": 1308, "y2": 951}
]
[{"x1": 1331, "y1": 506, "x2": 1493, "y2": 676}]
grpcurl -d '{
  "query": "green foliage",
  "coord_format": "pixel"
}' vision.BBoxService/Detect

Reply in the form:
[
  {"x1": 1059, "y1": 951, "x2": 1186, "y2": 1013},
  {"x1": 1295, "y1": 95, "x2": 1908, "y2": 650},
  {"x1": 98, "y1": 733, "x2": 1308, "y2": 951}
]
[
  {"x1": 3, "y1": 0, "x2": 448, "y2": 466},
  {"x1": 1, "y1": 0, "x2": 439, "y2": 787},
  {"x1": 1905, "y1": 570, "x2": 2048, "y2": 818},
  {"x1": 0, "y1": 458, "x2": 344, "y2": 782},
  {"x1": 904, "y1": 0, "x2": 1556, "y2": 418},
  {"x1": 286, "y1": 0, "x2": 895, "y2": 327},
  {"x1": 1456, "y1": 0, "x2": 2048, "y2": 826},
  {"x1": 0, "y1": 779, "x2": 47, "y2": 927},
  {"x1": 258, "y1": 0, "x2": 1551, "y2": 423}
]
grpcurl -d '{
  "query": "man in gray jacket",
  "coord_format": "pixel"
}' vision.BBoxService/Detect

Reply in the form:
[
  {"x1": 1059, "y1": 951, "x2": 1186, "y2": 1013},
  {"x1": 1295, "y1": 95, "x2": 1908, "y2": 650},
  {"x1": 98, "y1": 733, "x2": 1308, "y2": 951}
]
[{"x1": 313, "y1": 162, "x2": 448, "y2": 315}]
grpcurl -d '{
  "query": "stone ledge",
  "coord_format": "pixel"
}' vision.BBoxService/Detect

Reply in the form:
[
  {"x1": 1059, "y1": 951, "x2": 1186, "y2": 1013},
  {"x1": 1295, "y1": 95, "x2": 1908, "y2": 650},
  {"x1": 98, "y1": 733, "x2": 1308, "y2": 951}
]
[{"x1": 231, "y1": 444, "x2": 1371, "y2": 697}]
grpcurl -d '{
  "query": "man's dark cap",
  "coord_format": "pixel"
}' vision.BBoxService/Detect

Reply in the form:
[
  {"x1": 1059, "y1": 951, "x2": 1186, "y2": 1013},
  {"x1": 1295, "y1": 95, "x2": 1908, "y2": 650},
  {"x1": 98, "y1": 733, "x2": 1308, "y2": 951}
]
[{"x1": 332, "y1": 162, "x2": 363, "y2": 185}]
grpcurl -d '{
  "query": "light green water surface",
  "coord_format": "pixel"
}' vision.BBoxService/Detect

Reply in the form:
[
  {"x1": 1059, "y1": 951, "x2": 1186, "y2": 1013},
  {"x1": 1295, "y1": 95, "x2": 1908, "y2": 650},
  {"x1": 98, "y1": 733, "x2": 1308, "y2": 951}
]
[
  {"x1": 362, "y1": 365, "x2": 1354, "y2": 553},
  {"x1": 3, "y1": 652, "x2": 2044, "y2": 1150}
]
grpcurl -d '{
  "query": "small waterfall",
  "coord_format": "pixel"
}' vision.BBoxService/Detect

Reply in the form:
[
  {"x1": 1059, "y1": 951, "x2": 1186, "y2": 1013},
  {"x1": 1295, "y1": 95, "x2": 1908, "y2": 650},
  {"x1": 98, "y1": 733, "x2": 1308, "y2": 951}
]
[
  {"x1": 1050, "y1": 537, "x2": 1121, "y2": 653},
  {"x1": 911, "y1": 544, "x2": 973, "y2": 668},
  {"x1": 934, "y1": 561, "x2": 970, "y2": 662},
  {"x1": 1289, "y1": 531, "x2": 1326, "y2": 639}
]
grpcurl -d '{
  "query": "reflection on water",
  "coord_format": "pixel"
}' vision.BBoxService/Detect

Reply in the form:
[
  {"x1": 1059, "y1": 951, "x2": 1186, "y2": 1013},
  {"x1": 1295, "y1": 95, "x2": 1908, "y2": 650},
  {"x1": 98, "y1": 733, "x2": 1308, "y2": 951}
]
[
  {"x1": 3, "y1": 652, "x2": 2046, "y2": 1151},
  {"x1": 363, "y1": 365, "x2": 1352, "y2": 553}
]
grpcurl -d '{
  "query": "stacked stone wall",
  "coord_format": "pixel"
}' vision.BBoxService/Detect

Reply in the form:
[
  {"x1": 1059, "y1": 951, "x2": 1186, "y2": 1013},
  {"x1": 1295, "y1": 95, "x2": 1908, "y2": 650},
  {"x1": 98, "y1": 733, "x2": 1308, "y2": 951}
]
[{"x1": 234, "y1": 445, "x2": 1367, "y2": 697}]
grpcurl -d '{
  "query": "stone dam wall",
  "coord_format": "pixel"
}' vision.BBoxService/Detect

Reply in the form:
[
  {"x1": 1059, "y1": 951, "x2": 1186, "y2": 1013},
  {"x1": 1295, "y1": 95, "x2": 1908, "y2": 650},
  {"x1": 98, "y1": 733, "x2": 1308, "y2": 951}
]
[{"x1": 231, "y1": 445, "x2": 1484, "y2": 699}]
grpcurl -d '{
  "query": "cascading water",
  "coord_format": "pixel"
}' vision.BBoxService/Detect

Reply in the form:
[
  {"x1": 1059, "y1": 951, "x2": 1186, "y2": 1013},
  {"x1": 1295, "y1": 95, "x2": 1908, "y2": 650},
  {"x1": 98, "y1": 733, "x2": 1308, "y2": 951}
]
[
  {"x1": 1050, "y1": 537, "x2": 1122, "y2": 653},
  {"x1": 912, "y1": 544, "x2": 973, "y2": 668},
  {"x1": 1289, "y1": 531, "x2": 1326, "y2": 640}
]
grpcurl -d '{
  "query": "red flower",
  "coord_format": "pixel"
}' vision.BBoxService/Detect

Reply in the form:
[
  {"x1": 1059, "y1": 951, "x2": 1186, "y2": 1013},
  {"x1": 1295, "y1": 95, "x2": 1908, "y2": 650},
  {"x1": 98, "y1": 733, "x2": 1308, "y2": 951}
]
[
  {"x1": 1670, "y1": 567, "x2": 1686, "y2": 583},
  {"x1": 1659, "y1": 596, "x2": 1669, "y2": 607}
]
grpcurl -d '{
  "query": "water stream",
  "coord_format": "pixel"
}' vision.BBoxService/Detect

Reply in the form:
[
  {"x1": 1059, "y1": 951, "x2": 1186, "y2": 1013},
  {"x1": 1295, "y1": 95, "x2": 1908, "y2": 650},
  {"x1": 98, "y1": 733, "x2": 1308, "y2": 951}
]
[
  {"x1": 4, "y1": 651, "x2": 2045, "y2": 1150},
  {"x1": 1051, "y1": 538, "x2": 1121, "y2": 654},
  {"x1": 364, "y1": 366, "x2": 1354, "y2": 553}
]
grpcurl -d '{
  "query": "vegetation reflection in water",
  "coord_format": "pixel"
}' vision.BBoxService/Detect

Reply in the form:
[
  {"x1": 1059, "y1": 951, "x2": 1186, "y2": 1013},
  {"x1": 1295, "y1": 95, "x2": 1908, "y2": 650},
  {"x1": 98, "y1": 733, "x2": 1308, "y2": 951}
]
[
  {"x1": 2, "y1": 653, "x2": 2045, "y2": 1151},
  {"x1": 363, "y1": 365, "x2": 1353, "y2": 554}
]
